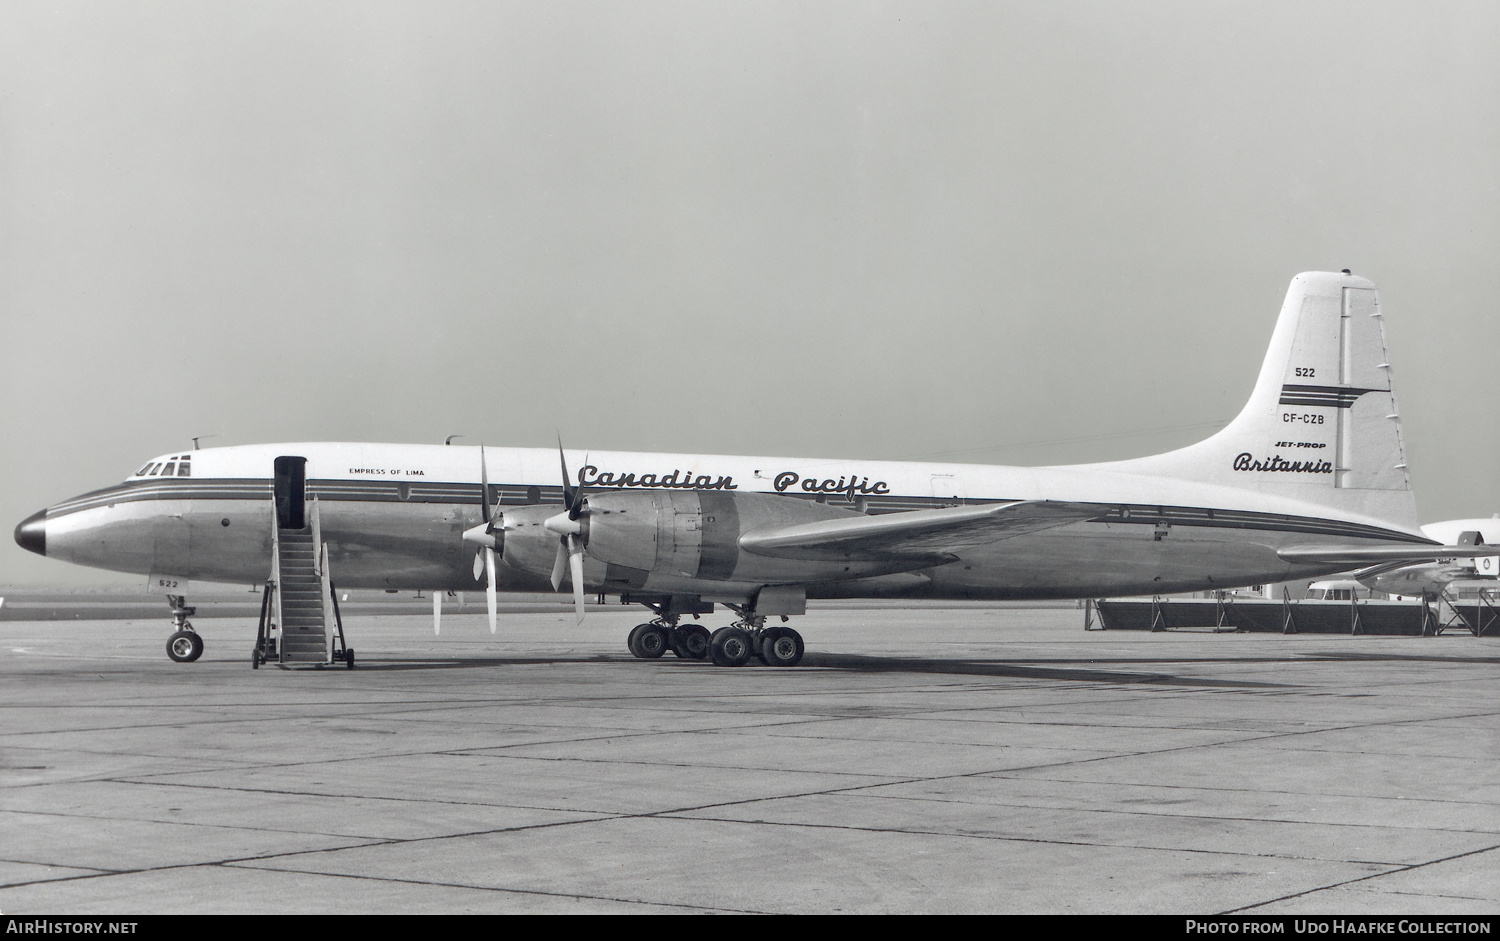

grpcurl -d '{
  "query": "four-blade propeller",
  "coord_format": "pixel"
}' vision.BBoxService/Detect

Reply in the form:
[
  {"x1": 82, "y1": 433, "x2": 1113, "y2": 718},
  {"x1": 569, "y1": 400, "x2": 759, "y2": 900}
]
[
  {"x1": 460, "y1": 445, "x2": 504, "y2": 633},
  {"x1": 545, "y1": 440, "x2": 588, "y2": 623}
]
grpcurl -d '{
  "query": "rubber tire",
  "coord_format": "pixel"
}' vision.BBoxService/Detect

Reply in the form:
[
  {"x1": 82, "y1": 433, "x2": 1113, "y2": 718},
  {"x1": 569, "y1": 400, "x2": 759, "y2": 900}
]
[
  {"x1": 167, "y1": 630, "x2": 203, "y2": 663},
  {"x1": 344, "y1": 648, "x2": 356, "y2": 669},
  {"x1": 759, "y1": 627, "x2": 805, "y2": 667},
  {"x1": 630, "y1": 624, "x2": 668, "y2": 659},
  {"x1": 678, "y1": 625, "x2": 711, "y2": 660},
  {"x1": 627, "y1": 623, "x2": 649, "y2": 658},
  {"x1": 709, "y1": 627, "x2": 754, "y2": 667}
]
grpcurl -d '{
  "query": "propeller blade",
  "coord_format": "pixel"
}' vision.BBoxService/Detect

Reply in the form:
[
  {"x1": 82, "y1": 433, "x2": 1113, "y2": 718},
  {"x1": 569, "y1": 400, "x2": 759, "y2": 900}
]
[
  {"x1": 567, "y1": 533, "x2": 585, "y2": 622},
  {"x1": 479, "y1": 444, "x2": 491, "y2": 523},
  {"x1": 472, "y1": 547, "x2": 485, "y2": 581},
  {"x1": 432, "y1": 591, "x2": 441, "y2": 636},
  {"x1": 485, "y1": 547, "x2": 497, "y2": 634},
  {"x1": 550, "y1": 539, "x2": 568, "y2": 592},
  {"x1": 557, "y1": 437, "x2": 576, "y2": 512}
]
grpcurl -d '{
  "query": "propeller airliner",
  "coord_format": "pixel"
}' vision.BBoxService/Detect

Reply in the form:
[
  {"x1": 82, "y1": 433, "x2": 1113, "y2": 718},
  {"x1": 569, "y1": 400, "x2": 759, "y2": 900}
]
[{"x1": 16, "y1": 272, "x2": 1497, "y2": 666}]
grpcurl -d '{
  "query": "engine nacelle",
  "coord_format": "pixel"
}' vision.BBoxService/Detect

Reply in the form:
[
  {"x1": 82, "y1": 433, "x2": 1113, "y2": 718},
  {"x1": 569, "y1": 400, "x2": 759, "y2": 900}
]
[
  {"x1": 494, "y1": 490, "x2": 928, "y2": 593},
  {"x1": 577, "y1": 489, "x2": 915, "y2": 585}
]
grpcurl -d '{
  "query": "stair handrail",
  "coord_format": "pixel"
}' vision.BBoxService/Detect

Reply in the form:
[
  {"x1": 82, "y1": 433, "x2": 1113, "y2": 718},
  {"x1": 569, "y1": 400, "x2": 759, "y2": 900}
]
[
  {"x1": 270, "y1": 494, "x2": 285, "y2": 663},
  {"x1": 310, "y1": 497, "x2": 334, "y2": 664}
]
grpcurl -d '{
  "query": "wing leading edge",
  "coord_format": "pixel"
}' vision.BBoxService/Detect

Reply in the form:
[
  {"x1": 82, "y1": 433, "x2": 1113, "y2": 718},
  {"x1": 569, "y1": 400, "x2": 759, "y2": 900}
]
[{"x1": 739, "y1": 500, "x2": 1109, "y2": 563}]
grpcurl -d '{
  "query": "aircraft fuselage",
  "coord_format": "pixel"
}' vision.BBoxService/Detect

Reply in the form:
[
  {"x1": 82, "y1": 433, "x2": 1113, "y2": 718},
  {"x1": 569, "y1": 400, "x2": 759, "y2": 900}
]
[{"x1": 20, "y1": 441, "x2": 1432, "y2": 603}]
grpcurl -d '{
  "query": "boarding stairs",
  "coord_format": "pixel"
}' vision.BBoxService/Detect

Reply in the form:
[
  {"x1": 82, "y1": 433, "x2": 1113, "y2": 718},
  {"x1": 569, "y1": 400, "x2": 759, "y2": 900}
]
[
  {"x1": 254, "y1": 490, "x2": 353, "y2": 669},
  {"x1": 276, "y1": 528, "x2": 328, "y2": 662}
]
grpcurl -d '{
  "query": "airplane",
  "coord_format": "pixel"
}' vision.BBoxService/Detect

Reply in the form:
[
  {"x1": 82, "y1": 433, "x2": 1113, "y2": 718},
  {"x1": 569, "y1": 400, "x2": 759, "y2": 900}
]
[
  {"x1": 15, "y1": 271, "x2": 1499, "y2": 668},
  {"x1": 1353, "y1": 516, "x2": 1499, "y2": 599}
]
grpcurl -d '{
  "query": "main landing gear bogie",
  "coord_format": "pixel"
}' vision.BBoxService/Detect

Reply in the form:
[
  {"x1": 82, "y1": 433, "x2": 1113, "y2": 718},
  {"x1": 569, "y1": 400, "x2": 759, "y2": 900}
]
[
  {"x1": 628, "y1": 622, "x2": 711, "y2": 660},
  {"x1": 626, "y1": 620, "x2": 804, "y2": 668}
]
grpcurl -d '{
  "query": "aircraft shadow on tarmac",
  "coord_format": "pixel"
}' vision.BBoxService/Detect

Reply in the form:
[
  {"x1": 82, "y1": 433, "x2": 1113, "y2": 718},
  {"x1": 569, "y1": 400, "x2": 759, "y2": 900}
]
[{"x1": 288, "y1": 652, "x2": 1293, "y2": 688}]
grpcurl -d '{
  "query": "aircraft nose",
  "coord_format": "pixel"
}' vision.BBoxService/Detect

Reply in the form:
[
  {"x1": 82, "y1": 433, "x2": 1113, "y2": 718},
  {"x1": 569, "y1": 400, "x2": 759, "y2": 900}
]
[{"x1": 14, "y1": 509, "x2": 46, "y2": 557}]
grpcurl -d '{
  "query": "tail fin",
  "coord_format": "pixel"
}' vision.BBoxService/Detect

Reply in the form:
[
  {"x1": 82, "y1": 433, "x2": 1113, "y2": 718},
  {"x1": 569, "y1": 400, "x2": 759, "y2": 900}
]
[{"x1": 1099, "y1": 271, "x2": 1417, "y2": 527}]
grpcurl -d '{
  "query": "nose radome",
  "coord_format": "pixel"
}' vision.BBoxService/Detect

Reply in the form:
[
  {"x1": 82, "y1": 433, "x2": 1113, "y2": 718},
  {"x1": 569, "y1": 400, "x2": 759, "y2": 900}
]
[{"x1": 14, "y1": 509, "x2": 46, "y2": 556}]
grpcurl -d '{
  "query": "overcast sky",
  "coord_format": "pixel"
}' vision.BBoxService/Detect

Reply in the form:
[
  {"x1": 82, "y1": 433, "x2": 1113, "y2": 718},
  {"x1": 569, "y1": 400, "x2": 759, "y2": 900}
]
[{"x1": 3, "y1": 1, "x2": 1496, "y2": 587}]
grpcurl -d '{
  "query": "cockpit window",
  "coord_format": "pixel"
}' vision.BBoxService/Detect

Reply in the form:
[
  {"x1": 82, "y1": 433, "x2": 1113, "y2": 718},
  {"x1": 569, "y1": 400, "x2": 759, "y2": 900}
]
[{"x1": 131, "y1": 455, "x2": 193, "y2": 479}]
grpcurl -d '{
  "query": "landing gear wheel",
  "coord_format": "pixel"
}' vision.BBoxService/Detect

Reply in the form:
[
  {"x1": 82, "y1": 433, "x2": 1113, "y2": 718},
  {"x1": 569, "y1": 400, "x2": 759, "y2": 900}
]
[
  {"x1": 675, "y1": 625, "x2": 710, "y2": 660},
  {"x1": 627, "y1": 623, "x2": 649, "y2": 658},
  {"x1": 759, "y1": 627, "x2": 804, "y2": 667},
  {"x1": 709, "y1": 627, "x2": 754, "y2": 667},
  {"x1": 629, "y1": 624, "x2": 668, "y2": 659},
  {"x1": 167, "y1": 630, "x2": 204, "y2": 663}
]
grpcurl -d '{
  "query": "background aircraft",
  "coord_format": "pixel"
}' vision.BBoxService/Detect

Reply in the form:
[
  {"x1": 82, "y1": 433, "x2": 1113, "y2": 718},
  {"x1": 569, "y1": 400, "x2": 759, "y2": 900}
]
[{"x1": 1354, "y1": 516, "x2": 1499, "y2": 599}]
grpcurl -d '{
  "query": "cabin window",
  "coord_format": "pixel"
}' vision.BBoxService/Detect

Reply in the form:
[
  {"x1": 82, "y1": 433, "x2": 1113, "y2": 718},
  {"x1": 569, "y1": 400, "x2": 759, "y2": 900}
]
[
  {"x1": 160, "y1": 462, "x2": 177, "y2": 477},
  {"x1": 177, "y1": 460, "x2": 191, "y2": 476},
  {"x1": 135, "y1": 464, "x2": 153, "y2": 476},
  {"x1": 148, "y1": 463, "x2": 163, "y2": 476}
]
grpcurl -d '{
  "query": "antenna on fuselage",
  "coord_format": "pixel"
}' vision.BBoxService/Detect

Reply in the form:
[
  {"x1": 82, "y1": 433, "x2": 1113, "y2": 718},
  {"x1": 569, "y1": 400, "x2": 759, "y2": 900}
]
[
  {"x1": 445, "y1": 435, "x2": 465, "y2": 445},
  {"x1": 191, "y1": 435, "x2": 219, "y2": 450}
]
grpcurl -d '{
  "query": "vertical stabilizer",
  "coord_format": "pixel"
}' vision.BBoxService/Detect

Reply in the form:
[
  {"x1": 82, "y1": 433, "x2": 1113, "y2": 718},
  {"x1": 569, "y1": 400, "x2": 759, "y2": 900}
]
[{"x1": 1094, "y1": 272, "x2": 1417, "y2": 527}]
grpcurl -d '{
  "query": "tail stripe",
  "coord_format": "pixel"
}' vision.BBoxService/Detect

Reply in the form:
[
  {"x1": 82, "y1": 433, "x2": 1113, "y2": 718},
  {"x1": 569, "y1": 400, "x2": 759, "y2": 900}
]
[{"x1": 1278, "y1": 384, "x2": 1383, "y2": 408}]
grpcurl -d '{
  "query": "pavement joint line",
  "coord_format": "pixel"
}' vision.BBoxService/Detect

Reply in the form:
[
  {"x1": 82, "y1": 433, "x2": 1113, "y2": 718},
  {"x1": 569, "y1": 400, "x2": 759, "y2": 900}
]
[
  {"x1": 601, "y1": 727, "x2": 1498, "y2": 822},
  {"x1": 25, "y1": 704, "x2": 1492, "y2": 804},
  {"x1": 642, "y1": 811, "x2": 1439, "y2": 867},
  {"x1": 0, "y1": 813, "x2": 770, "y2": 913},
  {"x1": 211, "y1": 862, "x2": 775, "y2": 914},
  {"x1": 7, "y1": 703, "x2": 1495, "y2": 796},
  {"x1": 973, "y1": 772, "x2": 1500, "y2": 809},
  {"x1": 1219, "y1": 841, "x2": 1500, "y2": 914},
  {"x1": 21, "y1": 776, "x2": 647, "y2": 814},
  {"x1": 842, "y1": 789, "x2": 1500, "y2": 837}
]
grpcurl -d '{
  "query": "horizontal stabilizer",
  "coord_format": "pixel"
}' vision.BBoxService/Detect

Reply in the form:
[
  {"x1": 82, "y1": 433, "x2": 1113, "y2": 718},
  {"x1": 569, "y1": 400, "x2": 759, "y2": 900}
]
[
  {"x1": 740, "y1": 501, "x2": 1108, "y2": 562},
  {"x1": 1277, "y1": 544, "x2": 1500, "y2": 565}
]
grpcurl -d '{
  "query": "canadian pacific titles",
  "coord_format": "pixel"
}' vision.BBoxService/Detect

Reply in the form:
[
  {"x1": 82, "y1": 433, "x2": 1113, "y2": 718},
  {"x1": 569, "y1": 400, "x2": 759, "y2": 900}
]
[{"x1": 577, "y1": 465, "x2": 891, "y2": 501}]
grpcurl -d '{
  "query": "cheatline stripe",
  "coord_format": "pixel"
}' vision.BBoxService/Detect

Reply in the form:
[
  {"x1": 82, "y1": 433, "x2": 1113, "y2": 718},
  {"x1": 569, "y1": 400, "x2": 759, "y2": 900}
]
[
  {"x1": 40, "y1": 476, "x2": 1435, "y2": 546},
  {"x1": 1278, "y1": 383, "x2": 1384, "y2": 408}
]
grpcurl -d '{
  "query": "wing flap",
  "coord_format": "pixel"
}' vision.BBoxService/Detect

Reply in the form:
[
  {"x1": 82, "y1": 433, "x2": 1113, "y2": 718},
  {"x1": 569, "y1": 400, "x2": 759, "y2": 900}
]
[{"x1": 739, "y1": 500, "x2": 1108, "y2": 562}]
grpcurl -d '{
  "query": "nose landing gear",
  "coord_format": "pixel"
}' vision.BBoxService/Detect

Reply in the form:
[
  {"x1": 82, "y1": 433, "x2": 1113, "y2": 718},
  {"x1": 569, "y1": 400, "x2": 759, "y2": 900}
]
[{"x1": 164, "y1": 595, "x2": 203, "y2": 663}]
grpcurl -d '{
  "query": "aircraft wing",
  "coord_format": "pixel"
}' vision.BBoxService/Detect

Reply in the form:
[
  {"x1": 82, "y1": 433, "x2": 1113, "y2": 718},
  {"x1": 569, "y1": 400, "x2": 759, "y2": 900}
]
[
  {"x1": 1277, "y1": 544, "x2": 1500, "y2": 565},
  {"x1": 739, "y1": 500, "x2": 1108, "y2": 563}
]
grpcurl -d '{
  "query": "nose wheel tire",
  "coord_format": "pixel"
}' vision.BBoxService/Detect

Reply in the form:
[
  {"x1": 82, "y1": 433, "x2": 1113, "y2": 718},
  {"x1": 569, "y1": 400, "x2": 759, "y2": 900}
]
[
  {"x1": 759, "y1": 627, "x2": 804, "y2": 667},
  {"x1": 709, "y1": 627, "x2": 754, "y2": 667},
  {"x1": 166, "y1": 630, "x2": 204, "y2": 663}
]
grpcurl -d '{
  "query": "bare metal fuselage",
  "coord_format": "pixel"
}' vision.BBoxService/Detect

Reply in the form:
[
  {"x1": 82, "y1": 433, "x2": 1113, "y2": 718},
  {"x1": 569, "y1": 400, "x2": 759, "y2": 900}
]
[{"x1": 29, "y1": 442, "x2": 1429, "y2": 604}]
